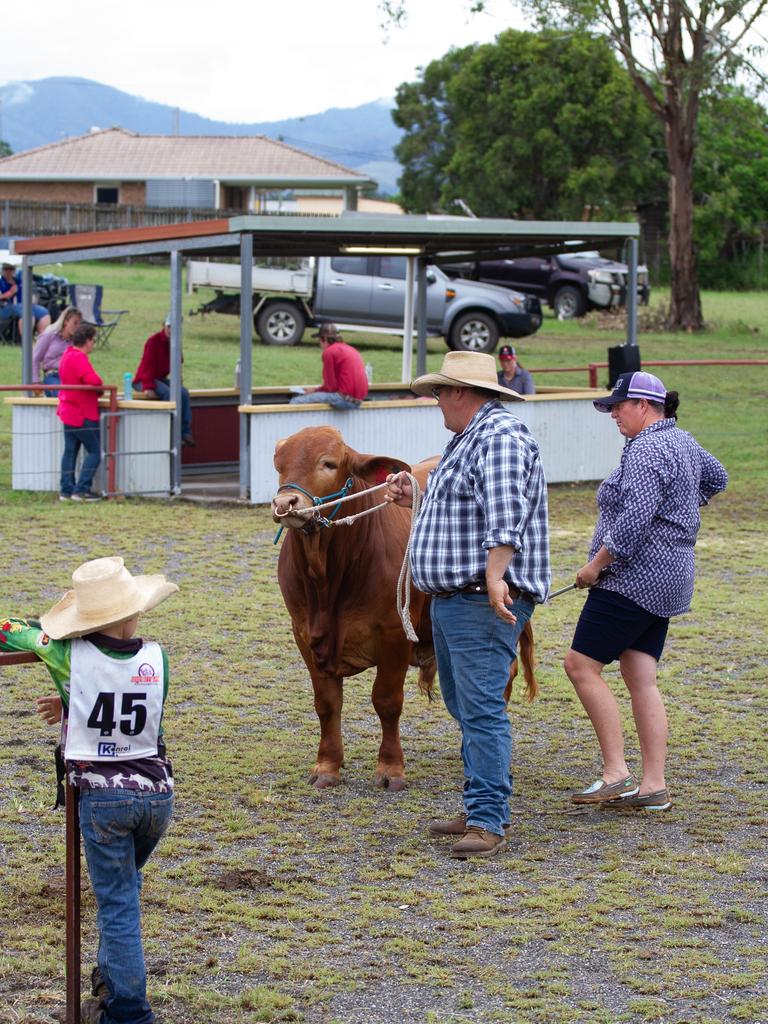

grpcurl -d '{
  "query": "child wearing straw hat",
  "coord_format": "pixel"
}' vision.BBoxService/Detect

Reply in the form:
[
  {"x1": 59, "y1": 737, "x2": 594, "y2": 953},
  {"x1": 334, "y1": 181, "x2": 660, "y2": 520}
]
[{"x1": 0, "y1": 556, "x2": 179, "y2": 1024}]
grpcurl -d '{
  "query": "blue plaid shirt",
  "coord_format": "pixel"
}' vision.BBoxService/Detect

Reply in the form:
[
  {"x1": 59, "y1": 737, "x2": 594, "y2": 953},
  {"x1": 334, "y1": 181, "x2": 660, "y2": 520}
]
[
  {"x1": 591, "y1": 418, "x2": 728, "y2": 617},
  {"x1": 410, "y1": 401, "x2": 551, "y2": 602}
]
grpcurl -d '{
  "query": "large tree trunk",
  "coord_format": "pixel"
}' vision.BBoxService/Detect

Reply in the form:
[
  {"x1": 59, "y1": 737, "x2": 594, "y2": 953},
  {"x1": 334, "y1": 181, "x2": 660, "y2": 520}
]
[{"x1": 665, "y1": 106, "x2": 703, "y2": 330}]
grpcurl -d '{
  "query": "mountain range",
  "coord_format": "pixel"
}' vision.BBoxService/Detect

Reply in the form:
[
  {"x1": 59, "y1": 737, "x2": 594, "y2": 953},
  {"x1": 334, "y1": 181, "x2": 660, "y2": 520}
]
[{"x1": 0, "y1": 77, "x2": 404, "y2": 194}]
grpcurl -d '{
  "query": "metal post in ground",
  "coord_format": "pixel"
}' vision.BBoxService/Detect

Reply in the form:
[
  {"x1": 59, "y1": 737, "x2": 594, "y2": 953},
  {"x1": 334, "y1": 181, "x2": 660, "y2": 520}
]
[
  {"x1": 0, "y1": 652, "x2": 82, "y2": 1024},
  {"x1": 65, "y1": 780, "x2": 81, "y2": 1024}
]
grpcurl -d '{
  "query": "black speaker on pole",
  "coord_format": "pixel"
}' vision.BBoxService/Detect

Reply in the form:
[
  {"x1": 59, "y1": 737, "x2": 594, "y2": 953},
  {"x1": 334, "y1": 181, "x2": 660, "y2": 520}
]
[{"x1": 607, "y1": 345, "x2": 641, "y2": 387}]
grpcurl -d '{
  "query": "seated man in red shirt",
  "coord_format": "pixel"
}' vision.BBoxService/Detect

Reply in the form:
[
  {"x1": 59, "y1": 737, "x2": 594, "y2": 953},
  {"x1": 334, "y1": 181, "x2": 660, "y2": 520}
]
[
  {"x1": 132, "y1": 315, "x2": 195, "y2": 445},
  {"x1": 289, "y1": 323, "x2": 369, "y2": 409}
]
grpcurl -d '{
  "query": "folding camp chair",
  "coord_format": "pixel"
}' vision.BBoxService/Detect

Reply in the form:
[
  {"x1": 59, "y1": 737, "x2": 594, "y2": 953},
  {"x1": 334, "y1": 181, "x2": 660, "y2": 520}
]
[{"x1": 67, "y1": 284, "x2": 128, "y2": 348}]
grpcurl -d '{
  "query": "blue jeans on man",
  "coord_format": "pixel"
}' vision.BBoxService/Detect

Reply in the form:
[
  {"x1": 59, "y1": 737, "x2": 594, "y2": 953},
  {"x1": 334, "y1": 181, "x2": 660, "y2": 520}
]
[
  {"x1": 289, "y1": 390, "x2": 362, "y2": 410},
  {"x1": 430, "y1": 590, "x2": 534, "y2": 837},
  {"x1": 135, "y1": 378, "x2": 192, "y2": 436},
  {"x1": 79, "y1": 788, "x2": 174, "y2": 1024},
  {"x1": 61, "y1": 419, "x2": 101, "y2": 497}
]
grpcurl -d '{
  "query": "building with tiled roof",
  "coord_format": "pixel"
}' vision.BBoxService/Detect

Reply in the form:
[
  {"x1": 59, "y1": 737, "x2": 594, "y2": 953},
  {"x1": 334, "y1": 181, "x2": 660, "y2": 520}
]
[{"x1": 0, "y1": 127, "x2": 377, "y2": 211}]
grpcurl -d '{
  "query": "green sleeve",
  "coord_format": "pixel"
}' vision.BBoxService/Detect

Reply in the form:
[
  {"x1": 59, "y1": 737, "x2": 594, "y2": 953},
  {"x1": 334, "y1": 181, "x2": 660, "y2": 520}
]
[{"x1": 0, "y1": 617, "x2": 72, "y2": 703}]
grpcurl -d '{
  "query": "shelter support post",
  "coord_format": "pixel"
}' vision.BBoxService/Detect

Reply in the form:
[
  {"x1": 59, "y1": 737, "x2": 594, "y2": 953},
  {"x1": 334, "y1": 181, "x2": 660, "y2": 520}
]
[
  {"x1": 169, "y1": 252, "x2": 183, "y2": 494},
  {"x1": 401, "y1": 256, "x2": 416, "y2": 383},
  {"x1": 416, "y1": 260, "x2": 428, "y2": 379},
  {"x1": 239, "y1": 233, "x2": 253, "y2": 501},
  {"x1": 626, "y1": 237, "x2": 638, "y2": 347},
  {"x1": 22, "y1": 257, "x2": 33, "y2": 385}
]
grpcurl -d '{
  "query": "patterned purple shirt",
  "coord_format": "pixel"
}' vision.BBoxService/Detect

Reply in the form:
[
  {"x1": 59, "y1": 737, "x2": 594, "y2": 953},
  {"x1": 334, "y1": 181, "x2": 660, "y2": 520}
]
[{"x1": 590, "y1": 418, "x2": 727, "y2": 617}]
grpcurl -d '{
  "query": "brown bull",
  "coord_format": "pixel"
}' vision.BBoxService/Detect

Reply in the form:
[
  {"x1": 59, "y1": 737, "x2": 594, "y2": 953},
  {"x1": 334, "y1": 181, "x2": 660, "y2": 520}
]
[{"x1": 272, "y1": 425, "x2": 536, "y2": 791}]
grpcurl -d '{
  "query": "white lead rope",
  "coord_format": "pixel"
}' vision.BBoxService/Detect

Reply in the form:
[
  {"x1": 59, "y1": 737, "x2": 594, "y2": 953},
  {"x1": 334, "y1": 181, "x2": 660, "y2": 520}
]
[
  {"x1": 395, "y1": 473, "x2": 422, "y2": 642},
  {"x1": 274, "y1": 480, "x2": 390, "y2": 524}
]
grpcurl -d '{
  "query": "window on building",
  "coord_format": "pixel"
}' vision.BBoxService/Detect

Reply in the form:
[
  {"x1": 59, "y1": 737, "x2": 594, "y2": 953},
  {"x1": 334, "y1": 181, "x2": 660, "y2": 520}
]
[{"x1": 95, "y1": 186, "x2": 119, "y2": 205}]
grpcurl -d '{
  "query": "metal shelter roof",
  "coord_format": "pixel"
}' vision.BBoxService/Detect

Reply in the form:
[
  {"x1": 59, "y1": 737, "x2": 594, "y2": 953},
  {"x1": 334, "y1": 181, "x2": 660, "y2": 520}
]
[
  {"x1": 13, "y1": 212, "x2": 639, "y2": 265},
  {"x1": 13, "y1": 212, "x2": 641, "y2": 501}
]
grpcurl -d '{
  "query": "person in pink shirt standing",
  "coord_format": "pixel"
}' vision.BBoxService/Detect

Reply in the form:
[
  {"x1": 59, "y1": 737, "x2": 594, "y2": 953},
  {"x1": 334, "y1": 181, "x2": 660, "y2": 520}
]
[{"x1": 57, "y1": 324, "x2": 103, "y2": 502}]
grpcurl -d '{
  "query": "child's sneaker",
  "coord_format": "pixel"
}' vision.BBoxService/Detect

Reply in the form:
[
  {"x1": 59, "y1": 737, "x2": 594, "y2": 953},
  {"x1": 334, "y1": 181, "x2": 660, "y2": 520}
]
[{"x1": 71, "y1": 491, "x2": 102, "y2": 503}]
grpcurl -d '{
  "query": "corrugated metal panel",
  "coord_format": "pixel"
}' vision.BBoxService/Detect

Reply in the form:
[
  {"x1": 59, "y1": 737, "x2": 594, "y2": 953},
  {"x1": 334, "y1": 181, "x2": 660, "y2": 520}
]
[
  {"x1": 248, "y1": 399, "x2": 624, "y2": 504},
  {"x1": 12, "y1": 404, "x2": 62, "y2": 490},
  {"x1": 146, "y1": 179, "x2": 216, "y2": 209}
]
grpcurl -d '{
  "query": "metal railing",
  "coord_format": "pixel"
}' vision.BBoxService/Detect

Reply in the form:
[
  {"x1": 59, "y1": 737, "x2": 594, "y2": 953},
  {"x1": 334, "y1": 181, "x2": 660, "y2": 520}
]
[
  {"x1": 520, "y1": 359, "x2": 768, "y2": 389},
  {"x1": 1, "y1": 384, "x2": 118, "y2": 496}
]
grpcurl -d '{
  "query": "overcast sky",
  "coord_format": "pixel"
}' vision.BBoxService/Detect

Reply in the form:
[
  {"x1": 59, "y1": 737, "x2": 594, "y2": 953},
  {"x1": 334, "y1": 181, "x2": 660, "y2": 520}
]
[
  {"x1": 4, "y1": 1, "x2": 766, "y2": 125},
  {"x1": 3, "y1": 0, "x2": 511, "y2": 122}
]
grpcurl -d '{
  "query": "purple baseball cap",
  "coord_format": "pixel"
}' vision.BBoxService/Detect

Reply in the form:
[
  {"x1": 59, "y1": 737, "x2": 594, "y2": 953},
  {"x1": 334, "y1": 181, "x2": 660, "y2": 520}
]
[{"x1": 593, "y1": 371, "x2": 667, "y2": 412}]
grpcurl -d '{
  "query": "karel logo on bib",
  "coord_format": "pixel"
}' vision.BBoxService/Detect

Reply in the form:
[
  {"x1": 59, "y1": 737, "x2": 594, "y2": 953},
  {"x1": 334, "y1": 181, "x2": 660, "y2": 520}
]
[{"x1": 98, "y1": 742, "x2": 132, "y2": 757}]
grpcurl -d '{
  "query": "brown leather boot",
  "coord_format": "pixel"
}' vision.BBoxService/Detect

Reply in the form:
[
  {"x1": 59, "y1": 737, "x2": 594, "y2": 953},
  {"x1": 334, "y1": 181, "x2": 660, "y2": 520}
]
[
  {"x1": 429, "y1": 813, "x2": 512, "y2": 837},
  {"x1": 80, "y1": 996, "x2": 105, "y2": 1023},
  {"x1": 449, "y1": 825, "x2": 507, "y2": 859}
]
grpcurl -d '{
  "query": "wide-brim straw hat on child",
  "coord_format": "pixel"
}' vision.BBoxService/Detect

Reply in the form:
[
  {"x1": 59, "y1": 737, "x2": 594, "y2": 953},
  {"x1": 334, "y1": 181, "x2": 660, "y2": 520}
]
[
  {"x1": 411, "y1": 351, "x2": 525, "y2": 401},
  {"x1": 41, "y1": 556, "x2": 179, "y2": 640}
]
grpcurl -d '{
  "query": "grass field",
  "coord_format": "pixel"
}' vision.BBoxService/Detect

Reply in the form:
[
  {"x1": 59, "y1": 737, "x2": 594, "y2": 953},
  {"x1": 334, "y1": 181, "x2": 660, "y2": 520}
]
[{"x1": 0, "y1": 264, "x2": 766, "y2": 1023}]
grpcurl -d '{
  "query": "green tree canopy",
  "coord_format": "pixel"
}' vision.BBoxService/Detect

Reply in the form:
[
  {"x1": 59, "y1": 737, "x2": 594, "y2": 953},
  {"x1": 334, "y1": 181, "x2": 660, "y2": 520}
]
[
  {"x1": 393, "y1": 30, "x2": 663, "y2": 219},
  {"x1": 695, "y1": 87, "x2": 768, "y2": 286}
]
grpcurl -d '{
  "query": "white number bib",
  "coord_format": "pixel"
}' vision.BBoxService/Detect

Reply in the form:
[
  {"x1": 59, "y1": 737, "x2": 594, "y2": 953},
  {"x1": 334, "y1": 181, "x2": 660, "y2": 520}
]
[{"x1": 65, "y1": 639, "x2": 164, "y2": 761}]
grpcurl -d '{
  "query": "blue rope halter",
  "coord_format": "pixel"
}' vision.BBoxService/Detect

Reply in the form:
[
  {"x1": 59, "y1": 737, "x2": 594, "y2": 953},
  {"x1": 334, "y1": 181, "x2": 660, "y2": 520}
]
[{"x1": 273, "y1": 477, "x2": 355, "y2": 544}]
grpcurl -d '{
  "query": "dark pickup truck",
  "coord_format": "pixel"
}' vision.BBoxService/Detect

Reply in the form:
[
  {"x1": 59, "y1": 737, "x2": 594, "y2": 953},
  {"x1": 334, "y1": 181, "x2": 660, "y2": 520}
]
[{"x1": 446, "y1": 252, "x2": 650, "y2": 320}]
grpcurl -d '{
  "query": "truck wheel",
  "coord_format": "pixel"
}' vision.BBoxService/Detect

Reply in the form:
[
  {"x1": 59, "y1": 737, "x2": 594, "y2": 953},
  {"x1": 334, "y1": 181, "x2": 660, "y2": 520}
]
[
  {"x1": 553, "y1": 285, "x2": 586, "y2": 319},
  {"x1": 448, "y1": 312, "x2": 499, "y2": 354},
  {"x1": 255, "y1": 302, "x2": 306, "y2": 345}
]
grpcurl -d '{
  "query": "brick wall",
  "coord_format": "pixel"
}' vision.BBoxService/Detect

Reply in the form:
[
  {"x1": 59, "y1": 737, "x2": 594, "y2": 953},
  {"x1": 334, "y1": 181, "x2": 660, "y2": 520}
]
[{"x1": 0, "y1": 181, "x2": 147, "y2": 203}]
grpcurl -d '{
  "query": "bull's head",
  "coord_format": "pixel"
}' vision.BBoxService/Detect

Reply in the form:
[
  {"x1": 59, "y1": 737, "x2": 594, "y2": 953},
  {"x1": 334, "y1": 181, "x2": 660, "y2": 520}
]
[{"x1": 272, "y1": 426, "x2": 410, "y2": 532}]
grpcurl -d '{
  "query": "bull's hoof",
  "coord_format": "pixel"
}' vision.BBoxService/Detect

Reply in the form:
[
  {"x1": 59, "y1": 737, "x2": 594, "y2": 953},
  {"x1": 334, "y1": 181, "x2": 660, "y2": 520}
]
[
  {"x1": 309, "y1": 771, "x2": 340, "y2": 789},
  {"x1": 373, "y1": 772, "x2": 408, "y2": 792}
]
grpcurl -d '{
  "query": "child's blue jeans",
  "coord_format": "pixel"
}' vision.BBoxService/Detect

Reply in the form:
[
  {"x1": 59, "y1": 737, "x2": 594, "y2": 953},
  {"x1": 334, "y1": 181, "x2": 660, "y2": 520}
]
[{"x1": 79, "y1": 787, "x2": 173, "y2": 1024}]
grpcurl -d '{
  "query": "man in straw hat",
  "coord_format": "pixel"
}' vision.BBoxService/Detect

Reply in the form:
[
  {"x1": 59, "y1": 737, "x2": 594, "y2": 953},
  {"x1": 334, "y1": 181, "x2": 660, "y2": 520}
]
[
  {"x1": 385, "y1": 351, "x2": 550, "y2": 859},
  {"x1": 0, "y1": 556, "x2": 179, "y2": 1023}
]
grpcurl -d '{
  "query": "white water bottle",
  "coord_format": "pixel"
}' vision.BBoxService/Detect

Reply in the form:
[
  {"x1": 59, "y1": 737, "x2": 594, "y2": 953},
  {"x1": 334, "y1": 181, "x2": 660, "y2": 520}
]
[
  {"x1": 365, "y1": 362, "x2": 373, "y2": 383},
  {"x1": 234, "y1": 359, "x2": 241, "y2": 389}
]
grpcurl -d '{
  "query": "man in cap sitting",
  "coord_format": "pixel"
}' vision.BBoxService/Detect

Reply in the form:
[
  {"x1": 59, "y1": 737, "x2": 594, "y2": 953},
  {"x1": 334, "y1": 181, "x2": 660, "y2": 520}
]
[
  {"x1": 289, "y1": 322, "x2": 369, "y2": 409},
  {"x1": 385, "y1": 351, "x2": 550, "y2": 859},
  {"x1": 132, "y1": 315, "x2": 195, "y2": 445},
  {"x1": 497, "y1": 345, "x2": 536, "y2": 395}
]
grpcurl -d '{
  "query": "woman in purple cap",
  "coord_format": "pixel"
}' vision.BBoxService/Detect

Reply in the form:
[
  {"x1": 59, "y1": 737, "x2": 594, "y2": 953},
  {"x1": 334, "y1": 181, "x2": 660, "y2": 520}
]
[{"x1": 564, "y1": 371, "x2": 727, "y2": 811}]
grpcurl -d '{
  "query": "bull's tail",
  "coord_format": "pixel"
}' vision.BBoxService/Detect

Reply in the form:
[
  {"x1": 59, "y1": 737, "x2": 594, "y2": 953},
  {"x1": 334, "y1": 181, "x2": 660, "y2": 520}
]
[
  {"x1": 518, "y1": 619, "x2": 537, "y2": 702},
  {"x1": 503, "y1": 620, "x2": 538, "y2": 704},
  {"x1": 417, "y1": 657, "x2": 437, "y2": 702},
  {"x1": 412, "y1": 594, "x2": 436, "y2": 701}
]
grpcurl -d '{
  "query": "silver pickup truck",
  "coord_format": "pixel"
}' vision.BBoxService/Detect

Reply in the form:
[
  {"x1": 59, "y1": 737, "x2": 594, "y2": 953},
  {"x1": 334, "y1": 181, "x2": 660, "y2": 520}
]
[{"x1": 187, "y1": 254, "x2": 542, "y2": 354}]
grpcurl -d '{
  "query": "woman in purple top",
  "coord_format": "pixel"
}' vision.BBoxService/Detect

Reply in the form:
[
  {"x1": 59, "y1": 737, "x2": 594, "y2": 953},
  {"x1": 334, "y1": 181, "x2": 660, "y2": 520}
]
[
  {"x1": 565, "y1": 371, "x2": 728, "y2": 811},
  {"x1": 32, "y1": 306, "x2": 82, "y2": 396}
]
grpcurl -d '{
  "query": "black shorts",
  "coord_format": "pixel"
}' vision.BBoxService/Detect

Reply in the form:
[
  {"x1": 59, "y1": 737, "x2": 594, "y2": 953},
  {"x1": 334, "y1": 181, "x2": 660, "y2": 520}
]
[{"x1": 570, "y1": 587, "x2": 669, "y2": 665}]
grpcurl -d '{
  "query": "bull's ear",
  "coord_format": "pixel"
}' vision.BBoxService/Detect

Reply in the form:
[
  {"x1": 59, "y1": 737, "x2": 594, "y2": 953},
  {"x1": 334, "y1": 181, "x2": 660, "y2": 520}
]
[
  {"x1": 352, "y1": 455, "x2": 412, "y2": 485},
  {"x1": 273, "y1": 437, "x2": 288, "y2": 470}
]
